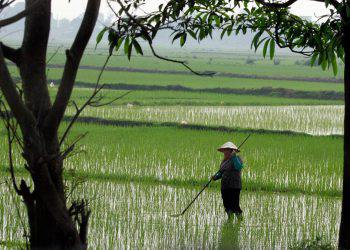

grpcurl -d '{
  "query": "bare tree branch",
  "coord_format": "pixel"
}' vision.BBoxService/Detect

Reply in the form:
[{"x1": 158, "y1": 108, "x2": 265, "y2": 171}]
[
  {"x1": 0, "y1": 0, "x2": 43, "y2": 28},
  {"x1": 255, "y1": 0, "x2": 299, "y2": 8},
  {"x1": 268, "y1": 15, "x2": 314, "y2": 56},
  {"x1": 254, "y1": 0, "x2": 341, "y2": 9},
  {"x1": 0, "y1": 101, "x2": 21, "y2": 194},
  {"x1": 0, "y1": 42, "x2": 21, "y2": 66},
  {"x1": 60, "y1": 132, "x2": 88, "y2": 160},
  {"x1": 0, "y1": 46, "x2": 36, "y2": 133},
  {"x1": 89, "y1": 89, "x2": 132, "y2": 107},
  {"x1": 59, "y1": 85, "x2": 131, "y2": 146},
  {"x1": 46, "y1": 0, "x2": 101, "y2": 132},
  {"x1": 59, "y1": 51, "x2": 131, "y2": 146},
  {"x1": 148, "y1": 43, "x2": 216, "y2": 76},
  {"x1": 46, "y1": 45, "x2": 63, "y2": 64},
  {"x1": 0, "y1": 0, "x2": 16, "y2": 10},
  {"x1": 0, "y1": 99, "x2": 24, "y2": 149}
]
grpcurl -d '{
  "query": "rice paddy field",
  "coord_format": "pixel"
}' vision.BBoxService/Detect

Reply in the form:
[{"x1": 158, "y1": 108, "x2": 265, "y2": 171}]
[
  {"x1": 67, "y1": 105, "x2": 344, "y2": 135},
  {"x1": 0, "y1": 48, "x2": 345, "y2": 249},
  {"x1": 41, "y1": 48, "x2": 347, "y2": 79}
]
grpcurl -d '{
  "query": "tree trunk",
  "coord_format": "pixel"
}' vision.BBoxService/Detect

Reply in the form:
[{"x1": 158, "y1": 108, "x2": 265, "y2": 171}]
[
  {"x1": 0, "y1": 0, "x2": 99, "y2": 248},
  {"x1": 27, "y1": 159, "x2": 82, "y2": 249},
  {"x1": 20, "y1": 127, "x2": 84, "y2": 248},
  {"x1": 339, "y1": 25, "x2": 350, "y2": 250},
  {"x1": 15, "y1": 0, "x2": 92, "y2": 248}
]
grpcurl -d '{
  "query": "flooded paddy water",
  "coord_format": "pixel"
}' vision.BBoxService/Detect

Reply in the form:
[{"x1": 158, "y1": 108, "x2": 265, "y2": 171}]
[{"x1": 0, "y1": 181, "x2": 341, "y2": 249}]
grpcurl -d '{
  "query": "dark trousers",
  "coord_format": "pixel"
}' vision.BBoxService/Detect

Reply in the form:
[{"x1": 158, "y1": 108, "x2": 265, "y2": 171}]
[{"x1": 221, "y1": 188, "x2": 242, "y2": 214}]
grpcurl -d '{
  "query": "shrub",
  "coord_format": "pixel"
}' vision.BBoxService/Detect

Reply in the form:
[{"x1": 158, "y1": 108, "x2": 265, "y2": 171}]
[
  {"x1": 294, "y1": 59, "x2": 311, "y2": 66},
  {"x1": 273, "y1": 58, "x2": 281, "y2": 65},
  {"x1": 246, "y1": 57, "x2": 256, "y2": 64}
]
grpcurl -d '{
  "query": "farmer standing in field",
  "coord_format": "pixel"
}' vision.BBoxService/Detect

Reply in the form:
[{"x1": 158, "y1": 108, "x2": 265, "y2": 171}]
[{"x1": 212, "y1": 142, "x2": 244, "y2": 221}]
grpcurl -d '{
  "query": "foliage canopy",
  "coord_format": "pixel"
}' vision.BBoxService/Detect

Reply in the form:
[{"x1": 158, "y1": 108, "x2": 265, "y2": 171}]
[{"x1": 98, "y1": 0, "x2": 348, "y2": 76}]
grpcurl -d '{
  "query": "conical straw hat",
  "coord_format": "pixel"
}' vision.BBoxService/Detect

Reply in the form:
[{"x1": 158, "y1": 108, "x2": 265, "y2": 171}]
[{"x1": 217, "y1": 141, "x2": 240, "y2": 152}]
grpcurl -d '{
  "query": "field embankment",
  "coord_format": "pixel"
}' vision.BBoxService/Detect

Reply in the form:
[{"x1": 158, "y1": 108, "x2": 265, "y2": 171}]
[{"x1": 69, "y1": 81, "x2": 344, "y2": 100}]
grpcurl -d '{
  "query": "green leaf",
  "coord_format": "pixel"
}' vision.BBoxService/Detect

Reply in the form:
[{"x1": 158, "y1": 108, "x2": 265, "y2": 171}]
[
  {"x1": 310, "y1": 52, "x2": 318, "y2": 67},
  {"x1": 115, "y1": 37, "x2": 124, "y2": 52},
  {"x1": 202, "y1": 13, "x2": 209, "y2": 22},
  {"x1": 262, "y1": 39, "x2": 270, "y2": 58},
  {"x1": 188, "y1": 30, "x2": 197, "y2": 40},
  {"x1": 324, "y1": 0, "x2": 330, "y2": 7},
  {"x1": 331, "y1": 57, "x2": 338, "y2": 76},
  {"x1": 235, "y1": 25, "x2": 241, "y2": 35},
  {"x1": 180, "y1": 33, "x2": 187, "y2": 47},
  {"x1": 321, "y1": 58, "x2": 328, "y2": 71},
  {"x1": 133, "y1": 39, "x2": 143, "y2": 55},
  {"x1": 242, "y1": 26, "x2": 247, "y2": 34},
  {"x1": 269, "y1": 39, "x2": 275, "y2": 60},
  {"x1": 214, "y1": 15, "x2": 221, "y2": 27},
  {"x1": 199, "y1": 28, "x2": 206, "y2": 40},
  {"x1": 318, "y1": 51, "x2": 325, "y2": 66},
  {"x1": 347, "y1": 6, "x2": 350, "y2": 18},
  {"x1": 220, "y1": 27, "x2": 227, "y2": 39},
  {"x1": 96, "y1": 27, "x2": 107, "y2": 45},
  {"x1": 124, "y1": 36, "x2": 130, "y2": 56},
  {"x1": 127, "y1": 42, "x2": 133, "y2": 61},
  {"x1": 227, "y1": 26, "x2": 233, "y2": 36},
  {"x1": 172, "y1": 32, "x2": 183, "y2": 43},
  {"x1": 251, "y1": 31, "x2": 262, "y2": 50}
]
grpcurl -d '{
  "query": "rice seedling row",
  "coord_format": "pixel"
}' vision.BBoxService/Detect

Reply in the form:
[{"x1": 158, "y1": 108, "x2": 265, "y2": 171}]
[
  {"x1": 0, "y1": 123, "x2": 342, "y2": 196},
  {"x1": 66, "y1": 105, "x2": 344, "y2": 135},
  {"x1": 55, "y1": 88, "x2": 343, "y2": 106}
]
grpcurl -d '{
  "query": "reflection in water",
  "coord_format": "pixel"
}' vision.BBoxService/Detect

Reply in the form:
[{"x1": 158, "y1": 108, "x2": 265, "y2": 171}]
[
  {"x1": 218, "y1": 220, "x2": 242, "y2": 250},
  {"x1": 0, "y1": 181, "x2": 341, "y2": 248}
]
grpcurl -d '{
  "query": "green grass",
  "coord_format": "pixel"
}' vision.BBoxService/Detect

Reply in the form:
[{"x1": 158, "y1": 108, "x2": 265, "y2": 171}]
[
  {"x1": 47, "y1": 50, "x2": 344, "y2": 79},
  {"x1": 9, "y1": 63, "x2": 344, "y2": 94},
  {"x1": 63, "y1": 68, "x2": 345, "y2": 92}
]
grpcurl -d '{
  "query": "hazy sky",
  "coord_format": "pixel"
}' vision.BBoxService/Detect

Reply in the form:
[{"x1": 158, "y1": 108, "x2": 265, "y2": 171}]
[{"x1": 51, "y1": 0, "x2": 330, "y2": 20}]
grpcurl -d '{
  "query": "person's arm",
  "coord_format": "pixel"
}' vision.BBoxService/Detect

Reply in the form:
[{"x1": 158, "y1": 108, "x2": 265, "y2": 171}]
[
  {"x1": 212, "y1": 171, "x2": 222, "y2": 181},
  {"x1": 231, "y1": 155, "x2": 244, "y2": 171}
]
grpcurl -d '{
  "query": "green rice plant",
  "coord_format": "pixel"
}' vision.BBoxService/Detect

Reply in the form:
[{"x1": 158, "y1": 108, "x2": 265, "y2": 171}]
[
  {"x1": 61, "y1": 124, "x2": 343, "y2": 195},
  {"x1": 63, "y1": 88, "x2": 342, "y2": 107},
  {"x1": 65, "y1": 105, "x2": 344, "y2": 135},
  {"x1": 0, "y1": 181, "x2": 340, "y2": 249},
  {"x1": 0, "y1": 121, "x2": 343, "y2": 195},
  {"x1": 290, "y1": 236, "x2": 334, "y2": 250}
]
